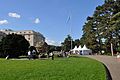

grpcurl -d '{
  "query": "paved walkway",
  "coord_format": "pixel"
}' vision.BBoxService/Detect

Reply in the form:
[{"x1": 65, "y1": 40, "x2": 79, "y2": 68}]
[{"x1": 85, "y1": 55, "x2": 120, "y2": 80}]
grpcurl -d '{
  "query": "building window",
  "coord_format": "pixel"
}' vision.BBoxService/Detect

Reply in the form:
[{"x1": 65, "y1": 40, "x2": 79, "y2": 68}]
[{"x1": 28, "y1": 38, "x2": 30, "y2": 40}]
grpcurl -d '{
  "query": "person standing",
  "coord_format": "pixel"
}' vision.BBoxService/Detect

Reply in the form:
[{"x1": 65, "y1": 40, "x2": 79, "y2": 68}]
[
  {"x1": 49, "y1": 52, "x2": 54, "y2": 60},
  {"x1": 32, "y1": 50, "x2": 36, "y2": 59},
  {"x1": 28, "y1": 51, "x2": 31, "y2": 60},
  {"x1": 52, "y1": 53, "x2": 54, "y2": 60}
]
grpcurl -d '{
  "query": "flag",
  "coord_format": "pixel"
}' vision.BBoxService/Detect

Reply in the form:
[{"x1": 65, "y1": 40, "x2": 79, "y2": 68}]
[{"x1": 66, "y1": 16, "x2": 71, "y2": 24}]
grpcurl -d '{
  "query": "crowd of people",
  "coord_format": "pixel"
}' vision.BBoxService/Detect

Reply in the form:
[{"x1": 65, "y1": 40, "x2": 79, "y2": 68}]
[{"x1": 28, "y1": 49, "x2": 55, "y2": 60}]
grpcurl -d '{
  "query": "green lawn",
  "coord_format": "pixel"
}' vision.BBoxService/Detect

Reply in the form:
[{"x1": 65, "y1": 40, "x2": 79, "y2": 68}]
[{"x1": 0, "y1": 57, "x2": 106, "y2": 80}]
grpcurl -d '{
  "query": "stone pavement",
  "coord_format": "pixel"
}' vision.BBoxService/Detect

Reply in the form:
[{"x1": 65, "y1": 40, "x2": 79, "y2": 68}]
[{"x1": 85, "y1": 55, "x2": 120, "y2": 80}]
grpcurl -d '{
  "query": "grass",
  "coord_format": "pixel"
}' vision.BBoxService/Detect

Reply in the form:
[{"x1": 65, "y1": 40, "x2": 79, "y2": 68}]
[{"x1": 0, "y1": 57, "x2": 106, "y2": 80}]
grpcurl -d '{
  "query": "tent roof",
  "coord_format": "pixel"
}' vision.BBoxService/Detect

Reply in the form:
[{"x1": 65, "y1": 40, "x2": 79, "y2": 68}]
[
  {"x1": 82, "y1": 45, "x2": 90, "y2": 50},
  {"x1": 77, "y1": 45, "x2": 82, "y2": 50},
  {"x1": 73, "y1": 46, "x2": 78, "y2": 50},
  {"x1": 72, "y1": 45, "x2": 91, "y2": 51}
]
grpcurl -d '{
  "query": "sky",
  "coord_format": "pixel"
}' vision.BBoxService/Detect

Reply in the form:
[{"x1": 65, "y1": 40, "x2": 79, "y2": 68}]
[{"x1": 0, "y1": 0, "x2": 104, "y2": 46}]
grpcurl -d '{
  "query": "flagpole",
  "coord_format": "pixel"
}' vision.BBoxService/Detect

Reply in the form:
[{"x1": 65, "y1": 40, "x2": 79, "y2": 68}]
[
  {"x1": 70, "y1": 21, "x2": 72, "y2": 50},
  {"x1": 70, "y1": 18, "x2": 72, "y2": 50},
  {"x1": 67, "y1": 15, "x2": 72, "y2": 51}
]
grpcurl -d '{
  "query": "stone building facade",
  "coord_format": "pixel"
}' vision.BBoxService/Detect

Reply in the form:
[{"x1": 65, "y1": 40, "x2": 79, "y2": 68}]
[{"x1": 0, "y1": 29, "x2": 45, "y2": 48}]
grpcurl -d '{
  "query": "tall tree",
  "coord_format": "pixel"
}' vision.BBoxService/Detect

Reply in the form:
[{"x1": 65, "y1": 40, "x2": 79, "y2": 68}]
[
  {"x1": 74, "y1": 39, "x2": 80, "y2": 47},
  {"x1": 0, "y1": 34, "x2": 30, "y2": 58},
  {"x1": 111, "y1": 12, "x2": 120, "y2": 52},
  {"x1": 80, "y1": 0, "x2": 120, "y2": 54},
  {"x1": 61, "y1": 35, "x2": 73, "y2": 52}
]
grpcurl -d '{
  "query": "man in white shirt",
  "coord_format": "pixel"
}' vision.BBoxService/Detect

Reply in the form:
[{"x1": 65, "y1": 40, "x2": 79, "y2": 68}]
[{"x1": 28, "y1": 51, "x2": 31, "y2": 60}]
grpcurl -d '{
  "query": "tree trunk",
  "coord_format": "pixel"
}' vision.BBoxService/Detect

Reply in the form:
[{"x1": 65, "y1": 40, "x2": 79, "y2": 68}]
[{"x1": 111, "y1": 43, "x2": 114, "y2": 56}]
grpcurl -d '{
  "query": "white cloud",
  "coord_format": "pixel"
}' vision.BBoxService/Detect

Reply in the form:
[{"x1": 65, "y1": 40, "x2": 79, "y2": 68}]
[
  {"x1": 8, "y1": 12, "x2": 21, "y2": 18},
  {"x1": 45, "y1": 38, "x2": 61, "y2": 46},
  {"x1": 34, "y1": 18, "x2": 40, "y2": 24},
  {"x1": 0, "y1": 20, "x2": 8, "y2": 25}
]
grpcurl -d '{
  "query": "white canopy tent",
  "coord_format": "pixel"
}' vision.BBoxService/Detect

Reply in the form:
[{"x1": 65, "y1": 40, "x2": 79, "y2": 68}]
[
  {"x1": 77, "y1": 45, "x2": 82, "y2": 50},
  {"x1": 73, "y1": 46, "x2": 78, "y2": 54},
  {"x1": 81, "y1": 45, "x2": 92, "y2": 55},
  {"x1": 72, "y1": 45, "x2": 92, "y2": 55}
]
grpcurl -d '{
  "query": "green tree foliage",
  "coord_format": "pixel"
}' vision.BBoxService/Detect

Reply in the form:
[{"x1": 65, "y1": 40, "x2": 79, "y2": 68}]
[
  {"x1": 47, "y1": 45, "x2": 56, "y2": 53},
  {"x1": 0, "y1": 42, "x2": 4, "y2": 57},
  {"x1": 111, "y1": 12, "x2": 120, "y2": 52},
  {"x1": 55, "y1": 46, "x2": 62, "y2": 51},
  {"x1": 47, "y1": 45, "x2": 61, "y2": 52},
  {"x1": 0, "y1": 34, "x2": 30, "y2": 58},
  {"x1": 82, "y1": 16, "x2": 98, "y2": 53},
  {"x1": 40, "y1": 42, "x2": 61, "y2": 54},
  {"x1": 80, "y1": 0, "x2": 120, "y2": 54},
  {"x1": 39, "y1": 42, "x2": 49, "y2": 53},
  {"x1": 74, "y1": 39, "x2": 80, "y2": 47},
  {"x1": 61, "y1": 35, "x2": 74, "y2": 52}
]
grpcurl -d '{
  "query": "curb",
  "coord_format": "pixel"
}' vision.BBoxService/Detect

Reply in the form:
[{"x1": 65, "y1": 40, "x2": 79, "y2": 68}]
[{"x1": 103, "y1": 64, "x2": 112, "y2": 80}]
